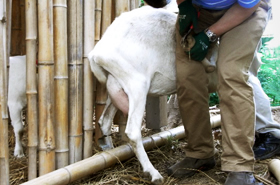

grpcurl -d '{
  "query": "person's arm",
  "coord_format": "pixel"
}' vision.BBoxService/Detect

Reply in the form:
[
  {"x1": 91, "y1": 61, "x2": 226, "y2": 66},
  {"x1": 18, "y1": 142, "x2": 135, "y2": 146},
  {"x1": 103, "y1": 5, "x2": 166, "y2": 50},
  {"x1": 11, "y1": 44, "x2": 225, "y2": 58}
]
[
  {"x1": 177, "y1": 0, "x2": 261, "y2": 36},
  {"x1": 177, "y1": 0, "x2": 185, "y2": 5},
  {"x1": 208, "y1": 2, "x2": 261, "y2": 36}
]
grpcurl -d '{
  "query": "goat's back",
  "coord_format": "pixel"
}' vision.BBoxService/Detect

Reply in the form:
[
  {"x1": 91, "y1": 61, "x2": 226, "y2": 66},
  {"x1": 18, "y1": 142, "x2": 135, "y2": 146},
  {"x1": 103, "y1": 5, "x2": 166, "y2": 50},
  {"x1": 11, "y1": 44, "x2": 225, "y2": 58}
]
[{"x1": 90, "y1": 6, "x2": 177, "y2": 95}]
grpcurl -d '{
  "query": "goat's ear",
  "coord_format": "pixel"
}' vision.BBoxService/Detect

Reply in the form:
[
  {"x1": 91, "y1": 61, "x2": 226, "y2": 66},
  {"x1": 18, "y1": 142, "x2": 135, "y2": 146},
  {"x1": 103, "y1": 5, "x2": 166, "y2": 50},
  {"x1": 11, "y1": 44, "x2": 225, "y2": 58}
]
[{"x1": 144, "y1": 0, "x2": 171, "y2": 8}]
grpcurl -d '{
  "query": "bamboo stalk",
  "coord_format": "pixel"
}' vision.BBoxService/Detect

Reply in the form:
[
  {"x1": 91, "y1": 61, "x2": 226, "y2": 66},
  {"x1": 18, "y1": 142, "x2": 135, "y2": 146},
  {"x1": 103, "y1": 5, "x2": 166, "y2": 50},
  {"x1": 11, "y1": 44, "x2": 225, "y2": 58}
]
[
  {"x1": 53, "y1": 0, "x2": 69, "y2": 169},
  {"x1": 25, "y1": 0, "x2": 38, "y2": 180},
  {"x1": 21, "y1": 126, "x2": 186, "y2": 185},
  {"x1": 94, "y1": 0, "x2": 102, "y2": 44},
  {"x1": 38, "y1": 0, "x2": 56, "y2": 176},
  {"x1": 10, "y1": 0, "x2": 21, "y2": 55},
  {"x1": 115, "y1": 0, "x2": 129, "y2": 17},
  {"x1": 268, "y1": 159, "x2": 280, "y2": 183},
  {"x1": 0, "y1": 107, "x2": 9, "y2": 185},
  {"x1": 0, "y1": 0, "x2": 10, "y2": 184},
  {"x1": 20, "y1": 0, "x2": 25, "y2": 55},
  {"x1": 94, "y1": 0, "x2": 113, "y2": 144},
  {"x1": 83, "y1": 0, "x2": 95, "y2": 159},
  {"x1": 210, "y1": 115, "x2": 221, "y2": 128},
  {"x1": 101, "y1": 0, "x2": 112, "y2": 35},
  {"x1": 68, "y1": 0, "x2": 83, "y2": 164},
  {"x1": 6, "y1": 0, "x2": 11, "y2": 59},
  {"x1": 112, "y1": 0, "x2": 130, "y2": 140},
  {"x1": 115, "y1": 111, "x2": 128, "y2": 141},
  {"x1": 93, "y1": 0, "x2": 104, "y2": 144},
  {"x1": 130, "y1": 0, "x2": 140, "y2": 9}
]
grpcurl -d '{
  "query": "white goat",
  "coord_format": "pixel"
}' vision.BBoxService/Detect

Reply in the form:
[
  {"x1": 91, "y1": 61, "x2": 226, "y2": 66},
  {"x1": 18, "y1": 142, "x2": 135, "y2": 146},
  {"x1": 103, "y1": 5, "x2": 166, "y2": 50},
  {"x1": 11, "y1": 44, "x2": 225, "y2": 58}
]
[
  {"x1": 88, "y1": 6, "x2": 217, "y2": 184},
  {"x1": 8, "y1": 55, "x2": 27, "y2": 158}
]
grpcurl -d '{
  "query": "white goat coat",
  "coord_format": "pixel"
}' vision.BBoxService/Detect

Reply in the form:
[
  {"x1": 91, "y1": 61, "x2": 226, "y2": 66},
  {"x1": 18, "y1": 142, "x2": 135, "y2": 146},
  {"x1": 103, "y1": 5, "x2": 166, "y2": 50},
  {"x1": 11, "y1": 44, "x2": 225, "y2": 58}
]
[
  {"x1": 89, "y1": 7, "x2": 179, "y2": 184},
  {"x1": 8, "y1": 55, "x2": 27, "y2": 157}
]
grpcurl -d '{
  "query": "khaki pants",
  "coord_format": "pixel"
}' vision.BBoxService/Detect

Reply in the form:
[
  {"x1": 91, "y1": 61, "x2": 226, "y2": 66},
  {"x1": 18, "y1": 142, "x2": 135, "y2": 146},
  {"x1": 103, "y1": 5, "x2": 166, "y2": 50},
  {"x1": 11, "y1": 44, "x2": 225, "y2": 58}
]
[{"x1": 175, "y1": 0, "x2": 271, "y2": 172}]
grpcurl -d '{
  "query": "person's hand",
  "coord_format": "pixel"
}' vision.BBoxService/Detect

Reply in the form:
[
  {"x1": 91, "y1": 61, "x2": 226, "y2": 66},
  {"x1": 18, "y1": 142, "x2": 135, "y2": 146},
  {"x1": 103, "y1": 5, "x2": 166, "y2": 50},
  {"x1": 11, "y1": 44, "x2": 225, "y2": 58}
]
[
  {"x1": 189, "y1": 31, "x2": 210, "y2": 62},
  {"x1": 178, "y1": 0, "x2": 198, "y2": 36}
]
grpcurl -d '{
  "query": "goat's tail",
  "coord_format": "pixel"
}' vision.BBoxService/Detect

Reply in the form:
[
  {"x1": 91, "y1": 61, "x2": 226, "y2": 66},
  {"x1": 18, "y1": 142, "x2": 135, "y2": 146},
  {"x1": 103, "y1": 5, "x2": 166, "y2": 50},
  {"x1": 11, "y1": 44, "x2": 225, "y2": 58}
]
[{"x1": 88, "y1": 50, "x2": 107, "y2": 84}]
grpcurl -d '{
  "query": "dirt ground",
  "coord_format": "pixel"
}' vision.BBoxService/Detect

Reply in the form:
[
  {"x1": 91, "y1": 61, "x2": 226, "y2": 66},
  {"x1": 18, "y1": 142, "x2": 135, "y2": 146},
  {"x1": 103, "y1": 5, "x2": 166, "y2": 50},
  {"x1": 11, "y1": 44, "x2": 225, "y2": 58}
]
[{"x1": 8, "y1": 107, "x2": 280, "y2": 185}]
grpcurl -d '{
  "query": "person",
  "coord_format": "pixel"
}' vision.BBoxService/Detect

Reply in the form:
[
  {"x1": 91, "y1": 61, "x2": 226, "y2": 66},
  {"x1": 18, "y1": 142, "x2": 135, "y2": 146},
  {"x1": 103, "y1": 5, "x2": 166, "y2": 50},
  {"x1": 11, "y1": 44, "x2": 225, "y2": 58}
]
[
  {"x1": 249, "y1": 50, "x2": 280, "y2": 160},
  {"x1": 166, "y1": 0, "x2": 273, "y2": 184}
]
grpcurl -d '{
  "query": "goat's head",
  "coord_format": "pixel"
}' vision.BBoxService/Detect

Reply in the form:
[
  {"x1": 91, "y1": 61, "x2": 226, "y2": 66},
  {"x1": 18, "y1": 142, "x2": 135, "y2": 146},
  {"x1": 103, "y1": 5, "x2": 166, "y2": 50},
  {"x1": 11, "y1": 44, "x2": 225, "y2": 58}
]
[{"x1": 144, "y1": 0, "x2": 171, "y2": 8}]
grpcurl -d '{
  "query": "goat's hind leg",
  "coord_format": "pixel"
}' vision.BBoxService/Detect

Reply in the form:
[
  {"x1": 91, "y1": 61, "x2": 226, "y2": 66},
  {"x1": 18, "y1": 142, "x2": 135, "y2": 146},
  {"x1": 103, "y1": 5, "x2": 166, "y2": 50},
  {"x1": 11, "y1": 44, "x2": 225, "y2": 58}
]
[
  {"x1": 125, "y1": 85, "x2": 164, "y2": 184},
  {"x1": 9, "y1": 103, "x2": 25, "y2": 157},
  {"x1": 98, "y1": 97, "x2": 118, "y2": 150}
]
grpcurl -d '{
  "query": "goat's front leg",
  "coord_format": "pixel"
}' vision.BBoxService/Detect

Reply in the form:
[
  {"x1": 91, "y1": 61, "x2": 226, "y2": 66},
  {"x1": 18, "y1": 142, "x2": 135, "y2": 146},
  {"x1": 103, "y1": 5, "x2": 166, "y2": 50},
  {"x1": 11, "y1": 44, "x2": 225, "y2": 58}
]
[{"x1": 125, "y1": 92, "x2": 164, "y2": 184}]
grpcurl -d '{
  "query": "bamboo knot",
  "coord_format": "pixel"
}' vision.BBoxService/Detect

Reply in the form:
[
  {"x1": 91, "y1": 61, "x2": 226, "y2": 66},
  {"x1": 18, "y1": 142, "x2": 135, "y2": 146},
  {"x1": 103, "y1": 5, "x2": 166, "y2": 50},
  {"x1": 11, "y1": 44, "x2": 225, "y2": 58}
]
[
  {"x1": 1, "y1": 16, "x2": 6, "y2": 23},
  {"x1": 53, "y1": 4, "x2": 67, "y2": 8}
]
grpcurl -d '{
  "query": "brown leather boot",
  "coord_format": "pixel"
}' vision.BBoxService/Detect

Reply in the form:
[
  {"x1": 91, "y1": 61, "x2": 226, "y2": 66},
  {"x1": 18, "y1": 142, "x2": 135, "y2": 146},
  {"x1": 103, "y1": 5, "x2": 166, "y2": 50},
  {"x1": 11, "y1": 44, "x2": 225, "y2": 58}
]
[{"x1": 167, "y1": 156, "x2": 215, "y2": 178}]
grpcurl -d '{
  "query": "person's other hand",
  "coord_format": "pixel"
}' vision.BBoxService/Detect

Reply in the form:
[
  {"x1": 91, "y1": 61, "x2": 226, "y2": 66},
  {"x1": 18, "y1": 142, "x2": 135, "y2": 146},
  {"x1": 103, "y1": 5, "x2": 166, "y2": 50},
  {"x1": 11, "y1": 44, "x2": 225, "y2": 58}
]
[{"x1": 178, "y1": 0, "x2": 198, "y2": 36}]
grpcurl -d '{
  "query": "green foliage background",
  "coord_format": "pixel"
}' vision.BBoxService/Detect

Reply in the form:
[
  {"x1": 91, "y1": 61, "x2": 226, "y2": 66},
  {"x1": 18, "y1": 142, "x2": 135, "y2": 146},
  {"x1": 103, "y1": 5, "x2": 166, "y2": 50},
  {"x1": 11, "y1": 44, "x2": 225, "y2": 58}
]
[
  {"x1": 209, "y1": 36, "x2": 280, "y2": 106},
  {"x1": 258, "y1": 37, "x2": 280, "y2": 106}
]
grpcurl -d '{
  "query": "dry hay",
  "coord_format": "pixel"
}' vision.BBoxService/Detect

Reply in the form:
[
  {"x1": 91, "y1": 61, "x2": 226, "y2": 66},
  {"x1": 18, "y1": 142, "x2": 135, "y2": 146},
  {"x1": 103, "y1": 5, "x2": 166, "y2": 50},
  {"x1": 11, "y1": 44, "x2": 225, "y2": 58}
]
[
  {"x1": 8, "y1": 107, "x2": 280, "y2": 184},
  {"x1": 8, "y1": 123, "x2": 28, "y2": 185}
]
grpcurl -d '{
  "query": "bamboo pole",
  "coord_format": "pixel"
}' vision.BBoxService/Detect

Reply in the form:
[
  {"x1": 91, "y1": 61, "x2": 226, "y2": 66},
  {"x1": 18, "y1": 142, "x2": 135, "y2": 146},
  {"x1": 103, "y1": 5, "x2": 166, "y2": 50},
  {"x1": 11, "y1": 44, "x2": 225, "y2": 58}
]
[
  {"x1": 130, "y1": 0, "x2": 140, "y2": 9},
  {"x1": 94, "y1": 0, "x2": 113, "y2": 144},
  {"x1": 68, "y1": 0, "x2": 83, "y2": 164},
  {"x1": 101, "y1": 0, "x2": 112, "y2": 34},
  {"x1": 20, "y1": 0, "x2": 25, "y2": 55},
  {"x1": 268, "y1": 159, "x2": 280, "y2": 184},
  {"x1": 0, "y1": 0, "x2": 10, "y2": 184},
  {"x1": 53, "y1": 0, "x2": 69, "y2": 169},
  {"x1": 83, "y1": 0, "x2": 95, "y2": 159},
  {"x1": 0, "y1": 106, "x2": 8, "y2": 185},
  {"x1": 94, "y1": 0, "x2": 102, "y2": 44},
  {"x1": 115, "y1": 0, "x2": 129, "y2": 17},
  {"x1": 21, "y1": 126, "x2": 186, "y2": 185},
  {"x1": 25, "y1": 0, "x2": 38, "y2": 180},
  {"x1": 93, "y1": 0, "x2": 103, "y2": 145},
  {"x1": 10, "y1": 0, "x2": 21, "y2": 55},
  {"x1": 112, "y1": 0, "x2": 132, "y2": 141},
  {"x1": 210, "y1": 114, "x2": 221, "y2": 128},
  {"x1": 38, "y1": 0, "x2": 56, "y2": 176}
]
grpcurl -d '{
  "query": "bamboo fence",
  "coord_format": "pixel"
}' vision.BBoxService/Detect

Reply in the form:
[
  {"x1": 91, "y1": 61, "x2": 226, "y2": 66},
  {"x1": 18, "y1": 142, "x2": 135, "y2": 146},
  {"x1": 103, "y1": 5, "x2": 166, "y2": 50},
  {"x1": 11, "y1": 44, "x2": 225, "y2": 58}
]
[
  {"x1": 3, "y1": 1, "x2": 280, "y2": 184},
  {"x1": 1, "y1": 1, "x2": 210, "y2": 184},
  {"x1": 25, "y1": 0, "x2": 38, "y2": 180}
]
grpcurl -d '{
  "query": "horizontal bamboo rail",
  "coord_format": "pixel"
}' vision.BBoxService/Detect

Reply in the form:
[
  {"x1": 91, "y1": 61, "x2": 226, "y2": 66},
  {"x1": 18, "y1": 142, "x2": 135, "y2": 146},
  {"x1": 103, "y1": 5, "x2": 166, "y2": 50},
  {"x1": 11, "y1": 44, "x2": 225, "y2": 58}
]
[{"x1": 21, "y1": 126, "x2": 186, "y2": 185}]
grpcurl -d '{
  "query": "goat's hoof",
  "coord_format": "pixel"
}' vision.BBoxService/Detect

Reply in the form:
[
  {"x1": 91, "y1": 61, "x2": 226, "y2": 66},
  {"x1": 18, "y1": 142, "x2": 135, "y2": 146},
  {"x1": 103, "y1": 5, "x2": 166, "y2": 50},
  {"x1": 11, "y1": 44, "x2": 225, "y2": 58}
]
[
  {"x1": 151, "y1": 176, "x2": 164, "y2": 185},
  {"x1": 99, "y1": 144, "x2": 113, "y2": 151},
  {"x1": 14, "y1": 151, "x2": 24, "y2": 158},
  {"x1": 151, "y1": 171, "x2": 164, "y2": 185}
]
